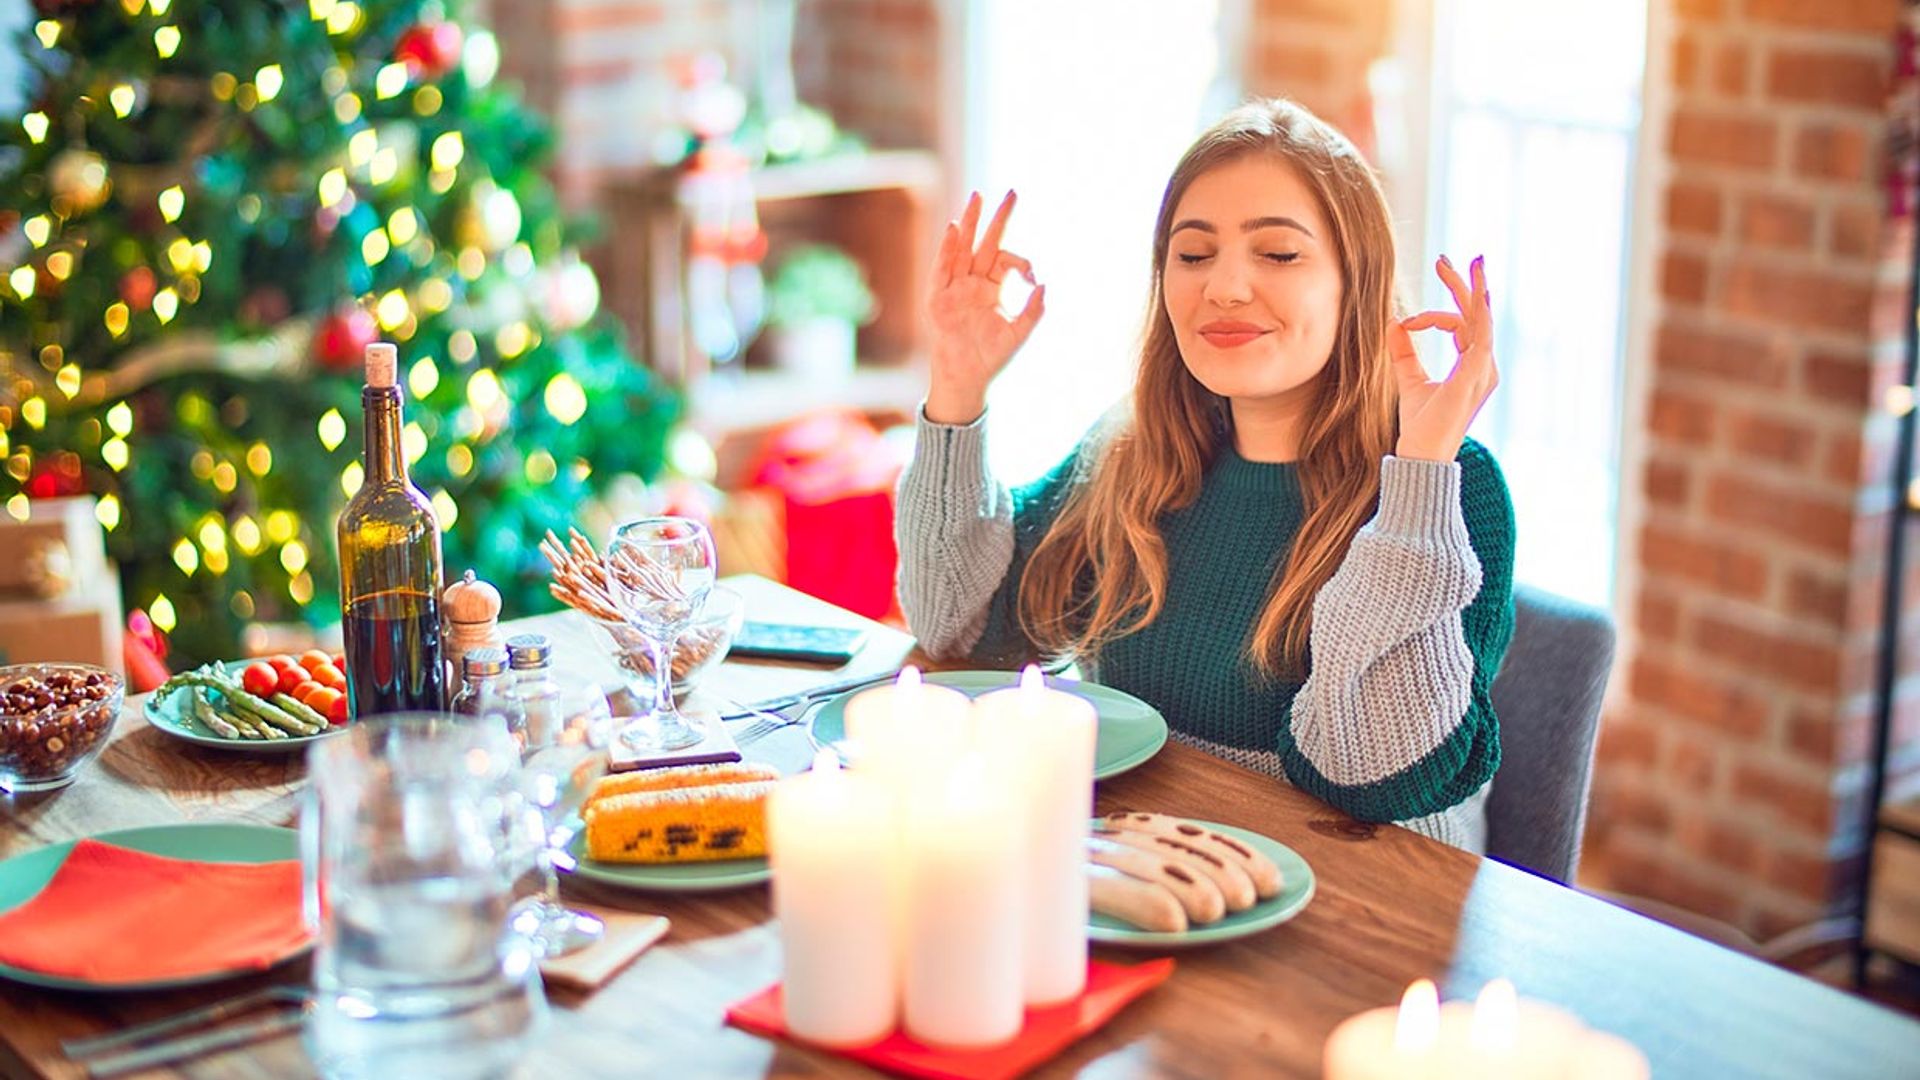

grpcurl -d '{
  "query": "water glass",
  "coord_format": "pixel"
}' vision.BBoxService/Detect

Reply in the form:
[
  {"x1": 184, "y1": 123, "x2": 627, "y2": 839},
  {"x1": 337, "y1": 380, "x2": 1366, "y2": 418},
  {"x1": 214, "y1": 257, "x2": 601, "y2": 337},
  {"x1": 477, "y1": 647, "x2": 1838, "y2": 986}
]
[
  {"x1": 303, "y1": 714, "x2": 548, "y2": 1080},
  {"x1": 606, "y1": 516, "x2": 717, "y2": 752}
]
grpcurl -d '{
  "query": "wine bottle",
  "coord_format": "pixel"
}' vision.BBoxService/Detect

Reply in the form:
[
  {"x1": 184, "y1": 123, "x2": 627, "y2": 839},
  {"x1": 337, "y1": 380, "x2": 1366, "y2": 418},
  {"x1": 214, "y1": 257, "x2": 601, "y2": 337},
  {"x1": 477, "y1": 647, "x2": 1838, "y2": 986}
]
[{"x1": 336, "y1": 341, "x2": 447, "y2": 716}]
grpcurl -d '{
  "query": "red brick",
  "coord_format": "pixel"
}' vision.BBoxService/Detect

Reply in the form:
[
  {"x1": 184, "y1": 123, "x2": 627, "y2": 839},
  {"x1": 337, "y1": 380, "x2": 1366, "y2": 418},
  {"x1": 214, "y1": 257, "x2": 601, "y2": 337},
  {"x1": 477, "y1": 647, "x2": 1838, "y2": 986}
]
[
  {"x1": 1632, "y1": 652, "x2": 1771, "y2": 739},
  {"x1": 1639, "y1": 523, "x2": 1770, "y2": 601},
  {"x1": 1747, "y1": 0, "x2": 1902, "y2": 35},
  {"x1": 1673, "y1": 815, "x2": 1764, "y2": 876},
  {"x1": 1829, "y1": 202, "x2": 1883, "y2": 261},
  {"x1": 1786, "y1": 705, "x2": 1859, "y2": 767},
  {"x1": 1802, "y1": 350, "x2": 1874, "y2": 408},
  {"x1": 1648, "y1": 388, "x2": 1717, "y2": 445},
  {"x1": 1666, "y1": 728, "x2": 1723, "y2": 790},
  {"x1": 1703, "y1": 472, "x2": 1856, "y2": 557},
  {"x1": 1824, "y1": 431, "x2": 1865, "y2": 487},
  {"x1": 1760, "y1": 847, "x2": 1841, "y2": 904},
  {"x1": 1662, "y1": 251, "x2": 1710, "y2": 304},
  {"x1": 1731, "y1": 759, "x2": 1836, "y2": 834},
  {"x1": 1676, "y1": 0, "x2": 1726, "y2": 18},
  {"x1": 1668, "y1": 108, "x2": 1778, "y2": 171},
  {"x1": 1871, "y1": 280, "x2": 1911, "y2": 338},
  {"x1": 1596, "y1": 713, "x2": 1660, "y2": 769},
  {"x1": 1672, "y1": 31, "x2": 1701, "y2": 89},
  {"x1": 1738, "y1": 194, "x2": 1816, "y2": 250},
  {"x1": 1600, "y1": 783, "x2": 1673, "y2": 832},
  {"x1": 1257, "y1": 42, "x2": 1338, "y2": 87},
  {"x1": 1638, "y1": 588, "x2": 1683, "y2": 643},
  {"x1": 1713, "y1": 41, "x2": 1751, "y2": 96},
  {"x1": 1720, "y1": 265, "x2": 1875, "y2": 334},
  {"x1": 1785, "y1": 566, "x2": 1851, "y2": 629},
  {"x1": 1656, "y1": 323, "x2": 1788, "y2": 389},
  {"x1": 1667, "y1": 182, "x2": 1722, "y2": 236},
  {"x1": 1609, "y1": 844, "x2": 1748, "y2": 926},
  {"x1": 555, "y1": 3, "x2": 664, "y2": 33},
  {"x1": 1645, "y1": 457, "x2": 1691, "y2": 507},
  {"x1": 1795, "y1": 123, "x2": 1874, "y2": 182},
  {"x1": 1690, "y1": 611, "x2": 1845, "y2": 694},
  {"x1": 1723, "y1": 408, "x2": 1819, "y2": 466},
  {"x1": 1765, "y1": 47, "x2": 1888, "y2": 108}
]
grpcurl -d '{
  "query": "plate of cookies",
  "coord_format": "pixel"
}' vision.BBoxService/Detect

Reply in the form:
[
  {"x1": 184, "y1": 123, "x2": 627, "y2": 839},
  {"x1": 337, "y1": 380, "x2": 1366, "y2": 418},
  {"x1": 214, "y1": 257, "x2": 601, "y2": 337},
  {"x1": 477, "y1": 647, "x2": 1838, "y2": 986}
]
[
  {"x1": 1086, "y1": 811, "x2": 1315, "y2": 948},
  {"x1": 565, "y1": 761, "x2": 776, "y2": 892}
]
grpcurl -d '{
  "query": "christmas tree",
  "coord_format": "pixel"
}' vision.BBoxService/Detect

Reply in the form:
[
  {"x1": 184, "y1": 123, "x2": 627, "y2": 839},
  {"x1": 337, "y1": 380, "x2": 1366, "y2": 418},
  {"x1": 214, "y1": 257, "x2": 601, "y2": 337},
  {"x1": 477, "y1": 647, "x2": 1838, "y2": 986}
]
[{"x1": 0, "y1": 0, "x2": 680, "y2": 665}]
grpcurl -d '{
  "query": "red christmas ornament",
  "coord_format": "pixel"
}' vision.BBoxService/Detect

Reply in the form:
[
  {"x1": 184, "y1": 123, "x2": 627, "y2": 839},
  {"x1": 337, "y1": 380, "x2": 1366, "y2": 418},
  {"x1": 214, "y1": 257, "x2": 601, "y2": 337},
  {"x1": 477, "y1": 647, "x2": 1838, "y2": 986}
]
[
  {"x1": 23, "y1": 452, "x2": 85, "y2": 499},
  {"x1": 119, "y1": 266, "x2": 157, "y2": 311},
  {"x1": 312, "y1": 307, "x2": 378, "y2": 372},
  {"x1": 395, "y1": 21, "x2": 464, "y2": 79}
]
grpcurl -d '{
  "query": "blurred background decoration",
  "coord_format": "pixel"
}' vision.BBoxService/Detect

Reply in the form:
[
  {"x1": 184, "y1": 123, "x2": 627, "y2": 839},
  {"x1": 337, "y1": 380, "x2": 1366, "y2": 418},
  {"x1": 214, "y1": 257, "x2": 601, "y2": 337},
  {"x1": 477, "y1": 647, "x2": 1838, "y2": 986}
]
[{"x1": 0, "y1": 0, "x2": 679, "y2": 665}]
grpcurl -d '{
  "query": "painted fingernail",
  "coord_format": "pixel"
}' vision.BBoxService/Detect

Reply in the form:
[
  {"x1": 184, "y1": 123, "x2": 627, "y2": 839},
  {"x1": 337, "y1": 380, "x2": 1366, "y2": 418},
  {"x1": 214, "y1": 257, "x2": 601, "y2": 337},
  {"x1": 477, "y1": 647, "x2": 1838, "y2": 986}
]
[
  {"x1": 1472, "y1": 255, "x2": 1484, "y2": 271},
  {"x1": 1439, "y1": 254, "x2": 1453, "y2": 268}
]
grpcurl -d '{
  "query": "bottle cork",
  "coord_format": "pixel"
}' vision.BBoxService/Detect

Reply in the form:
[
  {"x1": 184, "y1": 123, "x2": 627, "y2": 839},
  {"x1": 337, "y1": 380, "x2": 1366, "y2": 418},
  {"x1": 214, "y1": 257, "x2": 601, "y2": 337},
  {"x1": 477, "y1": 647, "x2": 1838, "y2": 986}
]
[{"x1": 365, "y1": 342, "x2": 397, "y2": 388}]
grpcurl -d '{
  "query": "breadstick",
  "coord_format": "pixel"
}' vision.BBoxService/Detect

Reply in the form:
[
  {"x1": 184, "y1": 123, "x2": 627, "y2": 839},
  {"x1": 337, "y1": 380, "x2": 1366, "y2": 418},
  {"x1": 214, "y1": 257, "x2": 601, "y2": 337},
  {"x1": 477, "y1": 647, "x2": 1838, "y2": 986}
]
[
  {"x1": 1088, "y1": 864, "x2": 1187, "y2": 933},
  {"x1": 1086, "y1": 835, "x2": 1225, "y2": 924},
  {"x1": 1094, "y1": 826, "x2": 1257, "y2": 912},
  {"x1": 1100, "y1": 812, "x2": 1283, "y2": 899}
]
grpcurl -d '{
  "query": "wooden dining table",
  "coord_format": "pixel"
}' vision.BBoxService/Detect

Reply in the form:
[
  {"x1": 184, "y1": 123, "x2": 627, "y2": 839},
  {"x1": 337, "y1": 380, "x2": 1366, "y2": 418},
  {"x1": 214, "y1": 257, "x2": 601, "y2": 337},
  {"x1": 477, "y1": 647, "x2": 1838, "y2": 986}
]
[{"x1": 1, "y1": 574, "x2": 1917, "y2": 1079}]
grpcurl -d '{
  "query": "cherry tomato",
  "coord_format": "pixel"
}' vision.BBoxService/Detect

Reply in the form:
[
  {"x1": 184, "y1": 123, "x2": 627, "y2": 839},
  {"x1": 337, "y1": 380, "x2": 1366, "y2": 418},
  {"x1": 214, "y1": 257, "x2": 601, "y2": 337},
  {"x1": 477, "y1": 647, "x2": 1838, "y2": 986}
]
[
  {"x1": 240, "y1": 662, "x2": 279, "y2": 698},
  {"x1": 276, "y1": 665, "x2": 307, "y2": 695},
  {"x1": 294, "y1": 681, "x2": 328, "y2": 707},
  {"x1": 298, "y1": 649, "x2": 333, "y2": 674},
  {"x1": 327, "y1": 693, "x2": 349, "y2": 726},
  {"x1": 311, "y1": 663, "x2": 346, "y2": 691},
  {"x1": 332, "y1": 653, "x2": 348, "y2": 673},
  {"x1": 267, "y1": 655, "x2": 300, "y2": 674},
  {"x1": 308, "y1": 687, "x2": 344, "y2": 720}
]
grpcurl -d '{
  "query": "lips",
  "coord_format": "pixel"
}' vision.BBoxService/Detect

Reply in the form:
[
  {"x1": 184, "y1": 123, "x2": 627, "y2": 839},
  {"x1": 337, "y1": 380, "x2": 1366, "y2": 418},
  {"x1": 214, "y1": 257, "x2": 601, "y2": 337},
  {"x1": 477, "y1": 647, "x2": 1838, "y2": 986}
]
[{"x1": 1197, "y1": 320, "x2": 1271, "y2": 349}]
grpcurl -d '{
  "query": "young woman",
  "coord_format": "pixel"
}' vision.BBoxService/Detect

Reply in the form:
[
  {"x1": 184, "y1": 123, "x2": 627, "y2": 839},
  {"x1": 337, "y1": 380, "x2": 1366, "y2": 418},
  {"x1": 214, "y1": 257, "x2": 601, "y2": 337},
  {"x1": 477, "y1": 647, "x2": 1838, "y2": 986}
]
[{"x1": 895, "y1": 98, "x2": 1515, "y2": 851}]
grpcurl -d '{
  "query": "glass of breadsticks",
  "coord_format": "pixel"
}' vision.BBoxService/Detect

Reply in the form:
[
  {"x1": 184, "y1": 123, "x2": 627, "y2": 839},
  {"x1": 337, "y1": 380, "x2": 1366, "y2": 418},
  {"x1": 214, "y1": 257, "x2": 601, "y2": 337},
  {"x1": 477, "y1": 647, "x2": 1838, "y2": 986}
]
[{"x1": 542, "y1": 528, "x2": 742, "y2": 699}]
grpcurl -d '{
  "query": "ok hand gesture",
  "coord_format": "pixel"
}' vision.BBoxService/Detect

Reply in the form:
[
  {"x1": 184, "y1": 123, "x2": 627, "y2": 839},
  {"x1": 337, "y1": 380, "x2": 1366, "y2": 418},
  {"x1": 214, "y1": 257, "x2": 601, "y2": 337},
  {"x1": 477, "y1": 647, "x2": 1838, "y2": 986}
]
[
  {"x1": 924, "y1": 191, "x2": 1046, "y2": 424},
  {"x1": 1387, "y1": 255, "x2": 1499, "y2": 463}
]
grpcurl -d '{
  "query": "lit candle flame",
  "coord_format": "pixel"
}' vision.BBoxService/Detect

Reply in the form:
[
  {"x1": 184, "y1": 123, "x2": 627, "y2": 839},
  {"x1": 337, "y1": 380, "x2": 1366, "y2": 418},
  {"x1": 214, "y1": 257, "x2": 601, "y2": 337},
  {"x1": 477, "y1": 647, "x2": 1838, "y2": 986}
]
[
  {"x1": 1470, "y1": 978, "x2": 1517, "y2": 1052},
  {"x1": 1019, "y1": 663, "x2": 1045, "y2": 693},
  {"x1": 1394, "y1": 979, "x2": 1439, "y2": 1053},
  {"x1": 897, "y1": 665, "x2": 922, "y2": 691}
]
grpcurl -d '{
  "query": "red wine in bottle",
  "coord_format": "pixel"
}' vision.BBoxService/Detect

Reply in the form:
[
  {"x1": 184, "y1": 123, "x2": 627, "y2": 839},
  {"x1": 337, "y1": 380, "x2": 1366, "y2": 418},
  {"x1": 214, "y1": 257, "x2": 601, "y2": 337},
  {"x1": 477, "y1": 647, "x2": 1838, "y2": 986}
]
[{"x1": 336, "y1": 342, "x2": 447, "y2": 716}]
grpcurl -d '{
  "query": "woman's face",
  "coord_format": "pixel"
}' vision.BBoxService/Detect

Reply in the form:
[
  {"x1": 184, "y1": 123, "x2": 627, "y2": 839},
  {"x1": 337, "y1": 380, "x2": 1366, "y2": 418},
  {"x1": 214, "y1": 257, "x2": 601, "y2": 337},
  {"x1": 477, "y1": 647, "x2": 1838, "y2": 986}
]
[{"x1": 1162, "y1": 155, "x2": 1344, "y2": 404}]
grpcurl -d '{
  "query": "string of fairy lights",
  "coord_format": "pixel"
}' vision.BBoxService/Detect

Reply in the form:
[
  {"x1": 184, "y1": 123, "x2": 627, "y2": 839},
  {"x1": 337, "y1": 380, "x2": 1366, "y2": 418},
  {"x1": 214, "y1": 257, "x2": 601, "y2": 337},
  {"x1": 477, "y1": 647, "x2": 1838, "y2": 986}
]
[{"x1": 3, "y1": 0, "x2": 609, "y2": 638}]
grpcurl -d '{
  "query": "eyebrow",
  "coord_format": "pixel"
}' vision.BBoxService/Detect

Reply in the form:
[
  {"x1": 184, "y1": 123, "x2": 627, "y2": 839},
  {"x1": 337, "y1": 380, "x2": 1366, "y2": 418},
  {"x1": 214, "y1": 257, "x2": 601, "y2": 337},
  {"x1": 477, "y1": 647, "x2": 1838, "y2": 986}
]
[{"x1": 1170, "y1": 216, "x2": 1316, "y2": 239}]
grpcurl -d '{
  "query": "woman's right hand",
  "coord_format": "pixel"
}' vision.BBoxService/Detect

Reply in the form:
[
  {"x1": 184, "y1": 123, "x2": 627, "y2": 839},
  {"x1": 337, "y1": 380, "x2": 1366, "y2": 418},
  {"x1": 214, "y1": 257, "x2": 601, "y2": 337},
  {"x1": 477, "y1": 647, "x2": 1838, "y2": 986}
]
[{"x1": 924, "y1": 190, "x2": 1046, "y2": 424}]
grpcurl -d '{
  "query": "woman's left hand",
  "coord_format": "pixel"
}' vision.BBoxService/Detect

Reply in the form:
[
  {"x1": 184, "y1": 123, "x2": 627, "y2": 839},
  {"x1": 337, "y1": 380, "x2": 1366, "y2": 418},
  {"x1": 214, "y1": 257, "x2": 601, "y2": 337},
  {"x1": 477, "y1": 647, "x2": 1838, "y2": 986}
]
[{"x1": 1387, "y1": 254, "x2": 1498, "y2": 463}]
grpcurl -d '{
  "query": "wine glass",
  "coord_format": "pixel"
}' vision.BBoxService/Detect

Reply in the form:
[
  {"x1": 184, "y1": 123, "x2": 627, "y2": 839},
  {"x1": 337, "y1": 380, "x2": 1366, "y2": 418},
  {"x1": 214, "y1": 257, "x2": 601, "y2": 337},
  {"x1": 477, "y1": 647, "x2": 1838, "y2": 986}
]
[
  {"x1": 605, "y1": 516, "x2": 717, "y2": 752},
  {"x1": 487, "y1": 678, "x2": 616, "y2": 958}
]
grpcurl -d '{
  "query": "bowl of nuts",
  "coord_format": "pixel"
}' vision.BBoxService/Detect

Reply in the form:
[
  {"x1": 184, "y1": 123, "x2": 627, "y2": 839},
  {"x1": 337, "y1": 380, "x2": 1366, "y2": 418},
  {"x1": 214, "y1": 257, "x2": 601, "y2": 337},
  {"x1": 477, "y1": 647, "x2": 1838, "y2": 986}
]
[
  {"x1": 585, "y1": 584, "x2": 745, "y2": 700},
  {"x1": 0, "y1": 663, "x2": 124, "y2": 793}
]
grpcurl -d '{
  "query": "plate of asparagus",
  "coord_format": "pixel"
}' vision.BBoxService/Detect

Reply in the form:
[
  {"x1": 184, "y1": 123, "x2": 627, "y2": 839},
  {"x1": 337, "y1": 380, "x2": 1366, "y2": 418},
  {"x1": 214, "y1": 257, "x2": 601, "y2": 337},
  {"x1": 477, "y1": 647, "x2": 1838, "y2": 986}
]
[{"x1": 143, "y1": 665, "x2": 345, "y2": 754}]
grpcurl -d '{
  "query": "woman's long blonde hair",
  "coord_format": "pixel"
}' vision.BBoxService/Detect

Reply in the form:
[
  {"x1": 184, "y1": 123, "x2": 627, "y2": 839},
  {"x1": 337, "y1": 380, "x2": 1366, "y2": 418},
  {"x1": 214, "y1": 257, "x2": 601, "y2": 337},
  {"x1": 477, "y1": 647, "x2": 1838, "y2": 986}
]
[{"x1": 1016, "y1": 99, "x2": 1399, "y2": 680}]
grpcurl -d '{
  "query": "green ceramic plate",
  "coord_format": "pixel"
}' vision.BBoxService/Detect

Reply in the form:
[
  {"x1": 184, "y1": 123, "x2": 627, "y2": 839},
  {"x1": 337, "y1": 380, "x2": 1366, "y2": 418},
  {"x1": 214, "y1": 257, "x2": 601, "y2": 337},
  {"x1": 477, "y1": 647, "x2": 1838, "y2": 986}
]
[
  {"x1": 145, "y1": 685, "x2": 344, "y2": 755},
  {"x1": 810, "y1": 670, "x2": 1170, "y2": 781},
  {"x1": 564, "y1": 824, "x2": 770, "y2": 893},
  {"x1": 1088, "y1": 821, "x2": 1315, "y2": 948},
  {"x1": 0, "y1": 822, "x2": 308, "y2": 991}
]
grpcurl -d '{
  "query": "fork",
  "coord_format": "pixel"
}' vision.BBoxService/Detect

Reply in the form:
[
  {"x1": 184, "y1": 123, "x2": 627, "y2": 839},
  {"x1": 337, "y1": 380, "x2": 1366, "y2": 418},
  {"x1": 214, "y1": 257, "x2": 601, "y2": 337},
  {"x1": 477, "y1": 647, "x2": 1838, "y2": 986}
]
[{"x1": 63, "y1": 984, "x2": 308, "y2": 1077}]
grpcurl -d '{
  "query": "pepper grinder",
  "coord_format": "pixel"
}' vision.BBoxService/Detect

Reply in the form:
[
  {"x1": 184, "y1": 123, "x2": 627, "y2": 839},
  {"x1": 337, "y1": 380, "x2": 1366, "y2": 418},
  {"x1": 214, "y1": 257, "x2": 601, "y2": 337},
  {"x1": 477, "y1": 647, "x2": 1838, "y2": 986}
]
[{"x1": 443, "y1": 568, "x2": 504, "y2": 696}]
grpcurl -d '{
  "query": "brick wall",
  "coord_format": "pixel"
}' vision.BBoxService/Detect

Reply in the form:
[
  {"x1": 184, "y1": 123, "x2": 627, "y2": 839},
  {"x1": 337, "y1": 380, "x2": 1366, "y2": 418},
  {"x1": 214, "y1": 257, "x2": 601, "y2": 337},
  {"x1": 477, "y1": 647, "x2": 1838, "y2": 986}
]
[
  {"x1": 1589, "y1": 0, "x2": 1917, "y2": 941},
  {"x1": 1243, "y1": 0, "x2": 1392, "y2": 157}
]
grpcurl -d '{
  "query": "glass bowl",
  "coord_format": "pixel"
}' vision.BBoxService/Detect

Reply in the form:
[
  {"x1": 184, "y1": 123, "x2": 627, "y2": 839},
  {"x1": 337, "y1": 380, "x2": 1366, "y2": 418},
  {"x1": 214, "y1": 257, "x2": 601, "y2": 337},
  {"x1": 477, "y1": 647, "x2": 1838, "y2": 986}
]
[
  {"x1": 0, "y1": 662, "x2": 124, "y2": 793},
  {"x1": 586, "y1": 584, "x2": 745, "y2": 700}
]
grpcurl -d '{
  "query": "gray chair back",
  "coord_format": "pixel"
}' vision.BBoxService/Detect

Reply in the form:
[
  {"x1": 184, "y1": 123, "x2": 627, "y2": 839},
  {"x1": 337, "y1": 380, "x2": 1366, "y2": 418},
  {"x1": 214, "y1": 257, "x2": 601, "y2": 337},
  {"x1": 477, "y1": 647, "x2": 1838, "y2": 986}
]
[{"x1": 1485, "y1": 584, "x2": 1616, "y2": 884}]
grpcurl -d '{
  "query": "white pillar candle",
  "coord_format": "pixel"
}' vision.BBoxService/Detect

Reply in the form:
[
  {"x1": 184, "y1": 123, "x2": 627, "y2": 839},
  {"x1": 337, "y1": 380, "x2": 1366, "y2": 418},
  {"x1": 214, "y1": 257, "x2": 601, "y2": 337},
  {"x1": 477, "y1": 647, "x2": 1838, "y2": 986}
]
[
  {"x1": 843, "y1": 666, "x2": 973, "y2": 788},
  {"x1": 768, "y1": 749, "x2": 899, "y2": 1047},
  {"x1": 1324, "y1": 979, "x2": 1646, "y2": 1080},
  {"x1": 971, "y1": 664, "x2": 1097, "y2": 1006},
  {"x1": 900, "y1": 752, "x2": 1024, "y2": 1049}
]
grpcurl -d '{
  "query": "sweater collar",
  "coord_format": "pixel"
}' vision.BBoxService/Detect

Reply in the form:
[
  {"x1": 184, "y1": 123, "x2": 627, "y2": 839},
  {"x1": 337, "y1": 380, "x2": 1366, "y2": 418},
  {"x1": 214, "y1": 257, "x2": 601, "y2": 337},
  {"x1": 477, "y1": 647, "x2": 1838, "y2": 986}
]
[{"x1": 1210, "y1": 444, "x2": 1300, "y2": 495}]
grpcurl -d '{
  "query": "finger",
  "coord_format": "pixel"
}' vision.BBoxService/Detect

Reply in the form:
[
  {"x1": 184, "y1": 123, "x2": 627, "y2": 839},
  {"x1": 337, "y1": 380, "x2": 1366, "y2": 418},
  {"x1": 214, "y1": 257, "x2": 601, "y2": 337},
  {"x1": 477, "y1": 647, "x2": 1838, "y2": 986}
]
[
  {"x1": 972, "y1": 190, "x2": 1017, "y2": 276},
  {"x1": 956, "y1": 191, "x2": 984, "y2": 263},
  {"x1": 1401, "y1": 311, "x2": 1466, "y2": 334},
  {"x1": 1434, "y1": 255, "x2": 1473, "y2": 317},
  {"x1": 991, "y1": 251, "x2": 1034, "y2": 284},
  {"x1": 1467, "y1": 254, "x2": 1491, "y2": 344},
  {"x1": 1009, "y1": 283, "x2": 1046, "y2": 346},
  {"x1": 1385, "y1": 321, "x2": 1428, "y2": 391},
  {"x1": 935, "y1": 221, "x2": 959, "y2": 289}
]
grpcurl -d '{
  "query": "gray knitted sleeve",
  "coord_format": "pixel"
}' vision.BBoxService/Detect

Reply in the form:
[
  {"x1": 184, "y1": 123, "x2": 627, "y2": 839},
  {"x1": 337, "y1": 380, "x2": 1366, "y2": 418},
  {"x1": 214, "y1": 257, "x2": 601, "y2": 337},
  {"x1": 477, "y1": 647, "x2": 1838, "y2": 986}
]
[
  {"x1": 894, "y1": 409, "x2": 1016, "y2": 660},
  {"x1": 1278, "y1": 455, "x2": 1500, "y2": 833}
]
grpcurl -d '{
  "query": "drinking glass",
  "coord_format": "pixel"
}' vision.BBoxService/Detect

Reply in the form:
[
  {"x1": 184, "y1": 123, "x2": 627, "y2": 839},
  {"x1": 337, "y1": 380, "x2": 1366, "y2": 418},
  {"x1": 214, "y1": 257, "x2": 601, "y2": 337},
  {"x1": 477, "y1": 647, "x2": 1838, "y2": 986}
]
[
  {"x1": 605, "y1": 515, "x2": 717, "y2": 752},
  {"x1": 303, "y1": 714, "x2": 547, "y2": 1080},
  {"x1": 488, "y1": 678, "x2": 615, "y2": 958}
]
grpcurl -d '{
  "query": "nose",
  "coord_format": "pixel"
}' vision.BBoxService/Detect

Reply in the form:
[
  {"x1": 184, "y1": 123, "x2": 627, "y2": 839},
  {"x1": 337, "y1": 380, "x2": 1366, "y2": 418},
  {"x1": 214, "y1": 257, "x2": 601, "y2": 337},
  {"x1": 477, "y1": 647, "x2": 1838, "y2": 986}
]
[{"x1": 1202, "y1": 257, "x2": 1253, "y2": 308}]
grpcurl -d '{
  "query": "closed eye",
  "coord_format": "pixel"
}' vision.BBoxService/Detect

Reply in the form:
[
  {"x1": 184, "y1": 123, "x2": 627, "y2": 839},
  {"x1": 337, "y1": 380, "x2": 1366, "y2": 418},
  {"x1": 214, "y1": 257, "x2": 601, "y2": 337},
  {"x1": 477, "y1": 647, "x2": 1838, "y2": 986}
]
[
  {"x1": 1263, "y1": 252, "x2": 1301, "y2": 265},
  {"x1": 1176, "y1": 253, "x2": 1210, "y2": 264}
]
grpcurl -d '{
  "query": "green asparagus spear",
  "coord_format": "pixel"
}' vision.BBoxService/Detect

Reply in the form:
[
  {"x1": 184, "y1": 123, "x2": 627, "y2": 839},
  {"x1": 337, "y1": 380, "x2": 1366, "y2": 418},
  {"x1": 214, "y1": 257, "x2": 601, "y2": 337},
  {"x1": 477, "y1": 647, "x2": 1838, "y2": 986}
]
[
  {"x1": 159, "y1": 671, "x2": 320, "y2": 736},
  {"x1": 187, "y1": 687, "x2": 241, "y2": 739},
  {"x1": 272, "y1": 693, "x2": 331, "y2": 732}
]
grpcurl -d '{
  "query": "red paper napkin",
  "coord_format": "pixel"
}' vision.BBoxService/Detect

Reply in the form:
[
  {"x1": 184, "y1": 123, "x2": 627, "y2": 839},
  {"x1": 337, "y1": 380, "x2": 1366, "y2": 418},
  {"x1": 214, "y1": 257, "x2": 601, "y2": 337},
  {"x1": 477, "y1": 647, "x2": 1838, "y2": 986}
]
[
  {"x1": 0, "y1": 839, "x2": 310, "y2": 983},
  {"x1": 725, "y1": 958, "x2": 1175, "y2": 1080}
]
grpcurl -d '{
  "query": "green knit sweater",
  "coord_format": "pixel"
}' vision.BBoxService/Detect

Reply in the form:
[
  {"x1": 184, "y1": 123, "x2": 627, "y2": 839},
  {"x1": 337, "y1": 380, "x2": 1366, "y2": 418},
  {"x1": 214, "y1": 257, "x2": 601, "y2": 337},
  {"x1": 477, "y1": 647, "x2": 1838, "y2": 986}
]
[{"x1": 897, "y1": 414, "x2": 1516, "y2": 845}]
